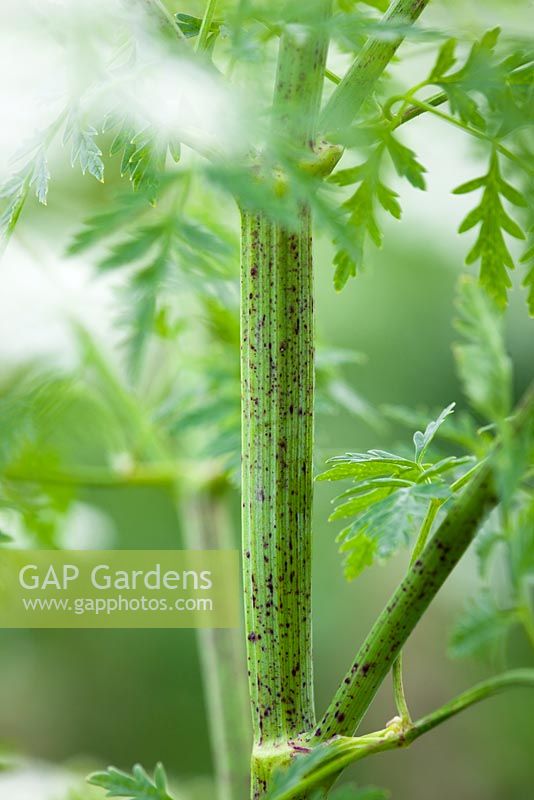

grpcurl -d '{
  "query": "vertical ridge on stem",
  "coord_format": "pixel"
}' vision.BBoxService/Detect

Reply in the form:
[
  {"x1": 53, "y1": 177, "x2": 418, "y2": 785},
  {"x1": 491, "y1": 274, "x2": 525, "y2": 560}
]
[{"x1": 241, "y1": 207, "x2": 315, "y2": 750}]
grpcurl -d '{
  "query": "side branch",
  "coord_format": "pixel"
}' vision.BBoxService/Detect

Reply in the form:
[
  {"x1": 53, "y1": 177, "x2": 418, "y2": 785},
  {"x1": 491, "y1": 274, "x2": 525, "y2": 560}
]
[
  {"x1": 313, "y1": 385, "x2": 534, "y2": 741},
  {"x1": 2, "y1": 464, "x2": 180, "y2": 490},
  {"x1": 273, "y1": 670, "x2": 534, "y2": 800},
  {"x1": 409, "y1": 669, "x2": 534, "y2": 739},
  {"x1": 320, "y1": 0, "x2": 431, "y2": 133}
]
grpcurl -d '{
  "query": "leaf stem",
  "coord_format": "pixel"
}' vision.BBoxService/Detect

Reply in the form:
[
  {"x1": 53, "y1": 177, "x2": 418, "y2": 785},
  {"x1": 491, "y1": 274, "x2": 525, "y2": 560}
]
[
  {"x1": 392, "y1": 495, "x2": 440, "y2": 721},
  {"x1": 411, "y1": 496, "x2": 442, "y2": 563},
  {"x1": 320, "y1": 0, "x2": 431, "y2": 134},
  {"x1": 196, "y1": 0, "x2": 219, "y2": 53},
  {"x1": 403, "y1": 97, "x2": 534, "y2": 175},
  {"x1": 242, "y1": 7, "x2": 332, "y2": 796},
  {"x1": 391, "y1": 654, "x2": 411, "y2": 724},
  {"x1": 391, "y1": 458, "x2": 483, "y2": 721},
  {"x1": 313, "y1": 384, "x2": 534, "y2": 741},
  {"x1": 395, "y1": 90, "x2": 448, "y2": 127}
]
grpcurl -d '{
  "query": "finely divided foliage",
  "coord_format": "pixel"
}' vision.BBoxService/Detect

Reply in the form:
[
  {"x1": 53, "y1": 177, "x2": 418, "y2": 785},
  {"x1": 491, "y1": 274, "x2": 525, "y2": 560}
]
[
  {"x1": 454, "y1": 150, "x2": 525, "y2": 309},
  {"x1": 0, "y1": 1, "x2": 533, "y2": 799},
  {"x1": 89, "y1": 764, "x2": 173, "y2": 800},
  {"x1": 319, "y1": 400, "x2": 478, "y2": 580}
]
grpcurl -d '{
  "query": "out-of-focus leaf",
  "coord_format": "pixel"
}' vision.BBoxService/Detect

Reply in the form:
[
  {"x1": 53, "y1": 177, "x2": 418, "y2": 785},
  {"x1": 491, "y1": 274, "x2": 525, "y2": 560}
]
[
  {"x1": 510, "y1": 498, "x2": 534, "y2": 582},
  {"x1": 454, "y1": 277, "x2": 512, "y2": 422},
  {"x1": 88, "y1": 763, "x2": 173, "y2": 800},
  {"x1": 474, "y1": 511, "x2": 503, "y2": 578},
  {"x1": 449, "y1": 590, "x2": 516, "y2": 661},
  {"x1": 63, "y1": 110, "x2": 104, "y2": 183}
]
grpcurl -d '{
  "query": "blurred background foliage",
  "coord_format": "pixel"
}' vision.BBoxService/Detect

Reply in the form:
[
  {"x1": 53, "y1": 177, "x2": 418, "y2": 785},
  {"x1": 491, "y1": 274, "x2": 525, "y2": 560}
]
[{"x1": 0, "y1": 0, "x2": 533, "y2": 799}]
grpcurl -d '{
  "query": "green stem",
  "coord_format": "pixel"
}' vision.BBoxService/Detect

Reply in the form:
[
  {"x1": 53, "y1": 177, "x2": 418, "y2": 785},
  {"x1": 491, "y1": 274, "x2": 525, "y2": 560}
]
[
  {"x1": 411, "y1": 496, "x2": 441, "y2": 562},
  {"x1": 277, "y1": 670, "x2": 534, "y2": 799},
  {"x1": 182, "y1": 486, "x2": 251, "y2": 800},
  {"x1": 391, "y1": 654, "x2": 411, "y2": 724},
  {"x1": 241, "y1": 207, "x2": 316, "y2": 793},
  {"x1": 410, "y1": 669, "x2": 534, "y2": 738},
  {"x1": 395, "y1": 90, "x2": 448, "y2": 126},
  {"x1": 271, "y1": 2, "x2": 332, "y2": 148},
  {"x1": 392, "y1": 496, "x2": 441, "y2": 720},
  {"x1": 241, "y1": 6, "x2": 332, "y2": 797},
  {"x1": 313, "y1": 385, "x2": 534, "y2": 741},
  {"x1": 320, "y1": 0, "x2": 431, "y2": 134},
  {"x1": 196, "y1": 0, "x2": 218, "y2": 53},
  {"x1": 391, "y1": 463, "x2": 482, "y2": 720}
]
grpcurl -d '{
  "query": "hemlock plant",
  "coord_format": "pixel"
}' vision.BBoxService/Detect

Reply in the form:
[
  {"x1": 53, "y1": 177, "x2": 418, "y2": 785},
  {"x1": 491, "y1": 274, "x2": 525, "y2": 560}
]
[{"x1": 0, "y1": 1, "x2": 534, "y2": 799}]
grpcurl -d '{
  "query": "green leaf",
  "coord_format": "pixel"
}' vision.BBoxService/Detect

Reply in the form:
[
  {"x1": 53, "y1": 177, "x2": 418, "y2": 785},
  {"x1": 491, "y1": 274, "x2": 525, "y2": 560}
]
[
  {"x1": 454, "y1": 150, "x2": 525, "y2": 308},
  {"x1": 413, "y1": 402, "x2": 456, "y2": 462},
  {"x1": 341, "y1": 532, "x2": 377, "y2": 581},
  {"x1": 99, "y1": 227, "x2": 162, "y2": 270},
  {"x1": 454, "y1": 277, "x2": 512, "y2": 422},
  {"x1": 0, "y1": 173, "x2": 28, "y2": 240},
  {"x1": 337, "y1": 483, "x2": 450, "y2": 580},
  {"x1": 429, "y1": 38, "x2": 457, "y2": 81},
  {"x1": 67, "y1": 193, "x2": 150, "y2": 255},
  {"x1": 330, "y1": 487, "x2": 395, "y2": 521},
  {"x1": 436, "y1": 28, "x2": 503, "y2": 129},
  {"x1": 449, "y1": 590, "x2": 516, "y2": 661},
  {"x1": 317, "y1": 451, "x2": 416, "y2": 483},
  {"x1": 315, "y1": 349, "x2": 380, "y2": 428},
  {"x1": 175, "y1": 13, "x2": 220, "y2": 39},
  {"x1": 87, "y1": 763, "x2": 173, "y2": 800},
  {"x1": 175, "y1": 13, "x2": 203, "y2": 37},
  {"x1": 69, "y1": 191, "x2": 237, "y2": 381},
  {"x1": 475, "y1": 511, "x2": 503, "y2": 578},
  {"x1": 329, "y1": 145, "x2": 401, "y2": 290},
  {"x1": 334, "y1": 476, "x2": 415, "y2": 501},
  {"x1": 120, "y1": 257, "x2": 168, "y2": 380},
  {"x1": 63, "y1": 111, "x2": 104, "y2": 183},
  {"x1": 382, "y1": 403, "x2": 481, "y2": 453},
  {"x1": 0, "y1": 532, "x2": 12, "y2": 545},
  {"x1": 322, "y1": 401, "x2": 475, "y2": 581},
  {"x1": 29, "y1": 150, "x2": 50, "y2": 205},
  {"x1": 106, "y1": 118, "x2": 177, "y2": 202},
  {"x1": 383, "y1": 132, "x2": 427, "y2": 190}
]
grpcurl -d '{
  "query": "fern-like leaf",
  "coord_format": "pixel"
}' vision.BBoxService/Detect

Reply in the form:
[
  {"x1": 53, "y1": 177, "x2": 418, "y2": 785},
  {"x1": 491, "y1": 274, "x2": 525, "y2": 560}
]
[
  {"x1": 454, "y1": 149, "x2": 525, "y2": 308},
  {"x1": 88, "y1": 763, "x2": 173, "y2": 800}
]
